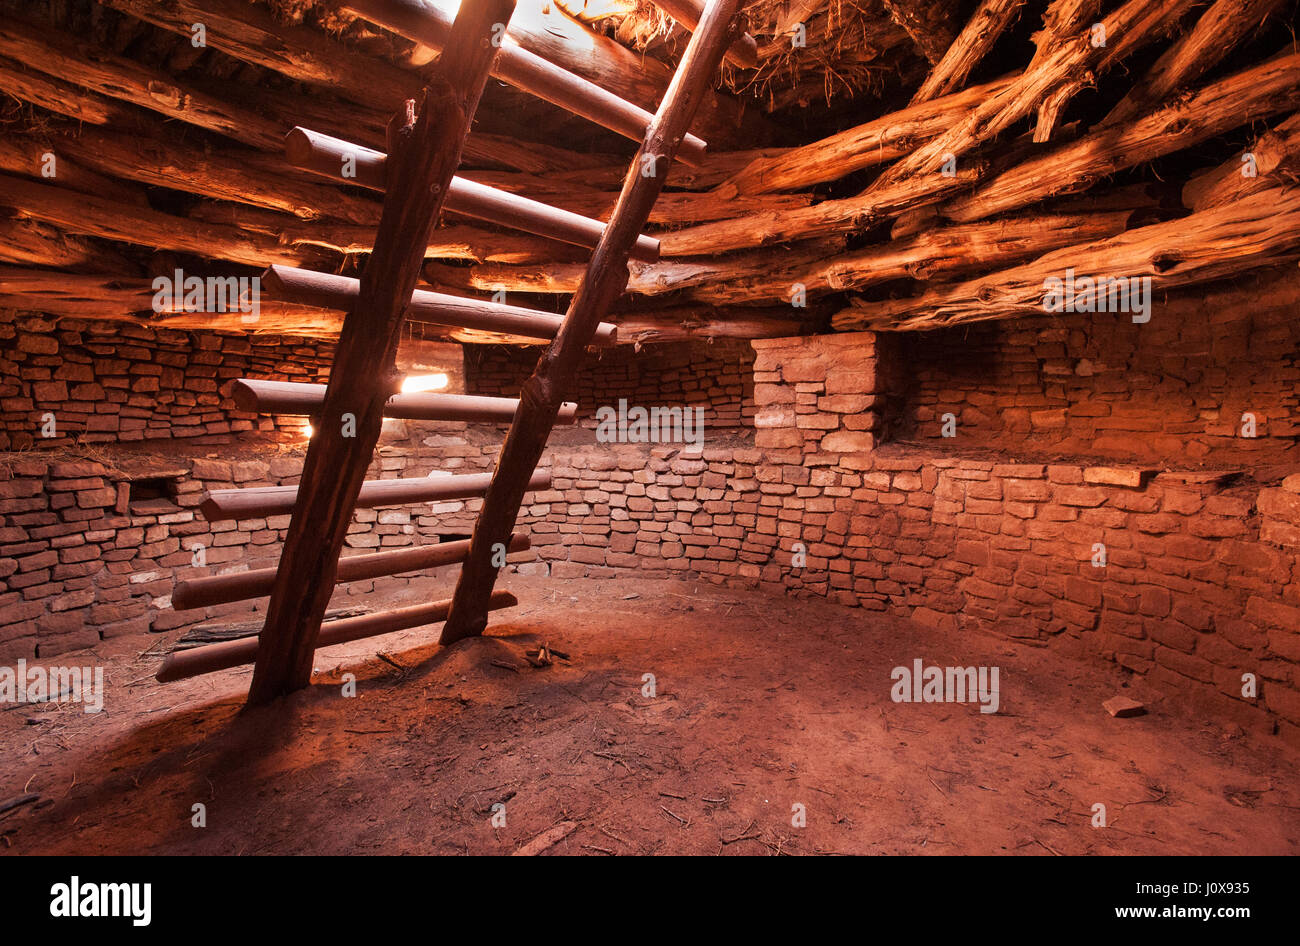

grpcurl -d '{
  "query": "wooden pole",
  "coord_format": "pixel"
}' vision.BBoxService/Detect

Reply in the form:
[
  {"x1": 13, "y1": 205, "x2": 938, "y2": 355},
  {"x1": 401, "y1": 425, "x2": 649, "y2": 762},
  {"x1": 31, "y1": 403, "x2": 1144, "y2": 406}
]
[
  {"x1": 202, "y1": 469, "x2": 552, "y2": 521},
  {"x1": 158, "y1": 590, "x2": 519, "y2": 683},
  {"x1": 173, "y1": 536, "x2": 531, "y2": 611},
  {"x1": 440, "y1": 0, "x2": 746, "y2": 644},
  {"x1": 232, "y1": 379, "x2": 579, "y2": 424},
  {"x1": 246, "y1": 0, "x2": 520, "y2": 706},
  {"x1": 261, "y1": 264, "x2": 617, "y2": 345},
  {"x1": 284, "y1": 127, "x2": 660, "y2": 261}
]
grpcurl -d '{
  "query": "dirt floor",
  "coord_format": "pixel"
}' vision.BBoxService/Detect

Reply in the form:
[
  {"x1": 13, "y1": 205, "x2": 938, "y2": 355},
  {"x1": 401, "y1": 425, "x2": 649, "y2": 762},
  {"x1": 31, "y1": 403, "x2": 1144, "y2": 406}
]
[{"x1": 2, "y1": 573, "x2": 1297, "y2": 855}]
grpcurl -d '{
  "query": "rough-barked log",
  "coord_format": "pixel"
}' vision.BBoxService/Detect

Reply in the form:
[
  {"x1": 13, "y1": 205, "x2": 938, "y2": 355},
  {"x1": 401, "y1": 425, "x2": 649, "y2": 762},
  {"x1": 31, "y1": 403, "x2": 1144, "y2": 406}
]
[
  {"x1": 610, "y1": 305, "x2": 814, "y2": 344},
  {"x1": 284, "y1": 127, "x2": 660, "y2": 261},
  {"x1": 47, "y1": 124, "x2": 379, "y2": 225},
  {"x1": 1182, "y1": 112, "x2": 1300, "y2": 212},
  {"x1": 190, "y1": 201, "x2": 571, "y2": 265},
  {"x1": 263, "y1": 264, "x2": 616, "y2": 345},
  {"x1": 550, "y1": 147, "x2": 784, "y2": 192},
  {"x1": 653, "y1": 0, "x2": 758, "y2": 68},
  {"x1": 345, "y1": 0, "x2": 710, "y2": 162},
  {"x1": 0, "y1": 54, "x2": 136, "y2": 127},
  {"x1": 156, "y1": 590, "x2": 519, "y2": 683},
  {"x1": 724, "y1": 75, "x2": 1013, "y2": 194},
  {"x1": 878, "y1": 0, "x2": 961, "y2": 65},
  {"x1": 0, "y1": 220, "x2": 136, "y2": 273},
  {"x1": 942, "y1": 52, "x2": 1300, "y2": 223},
  {"x1": 202, "y1": 469, "x2": 552, "y2": 521},
  {"x1": 0, "y1": 25, "x2": 609, "y2": 182},
  {"x1": 430, "y1": 211, "x2": 1131, "y2": 303},
  {"x1": 0, "y1": 174, "x2": 330, "y2": 269},
  {"x1": 0, "y1": 133, "x2": 148, "y2": 208},
  {"x1": 833, "y1": 186, "x2": 1300, "y2": 332},
  {"x1": 881, "y1": 0, "x2": 1197, "y2": 182},
  {"x1": 661, "y1": 162, "x2": 986, "y2": 256},
  {"x1": 911, "y1": 0, "x2": 1025, "y2": 104},
  {"x1": 98, "y1": 0, "x2": 418, "y2": 115},
  {"x1": 246, "y1": 0, "x2": 518, "y2": 704},
  {"x1": 232, "y1": 379, "x2": 579, "y2": 425},
  {"x1": 0, "y1": 18, "x2": 285, "y2": 151},
  {"x1": 442, "y1": 0, "x2": 746, "y2": 644},
  {"x1": 462, "y1": 168, "x2": 813, "y2": 224},
  {"x1": 173, "y1": 536, "x2": 531, "y2": 611},
  {"x1": 1103, "y1": 0, "x2": 1290, "y2": 127},
  {"x1": 1024, "y1": 0, "x2": 1102, "y2": 142}
]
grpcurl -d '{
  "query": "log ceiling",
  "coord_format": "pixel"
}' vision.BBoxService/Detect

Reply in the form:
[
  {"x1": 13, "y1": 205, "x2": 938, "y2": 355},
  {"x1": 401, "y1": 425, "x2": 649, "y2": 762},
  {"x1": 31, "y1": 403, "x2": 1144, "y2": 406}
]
[{"x1": 0, "y1": 0, "x2": 1296, "y2": 342}]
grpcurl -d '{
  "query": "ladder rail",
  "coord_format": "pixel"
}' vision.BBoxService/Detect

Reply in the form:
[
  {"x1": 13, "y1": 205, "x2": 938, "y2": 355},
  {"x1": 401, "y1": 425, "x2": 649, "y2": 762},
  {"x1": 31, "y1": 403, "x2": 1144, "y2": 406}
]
[
  {"x1": 440, "y1": 0, "x2": 749, "y2": 643},
  {"x1": 242, "y1": 0, "x2": 521, "y2": 705}
]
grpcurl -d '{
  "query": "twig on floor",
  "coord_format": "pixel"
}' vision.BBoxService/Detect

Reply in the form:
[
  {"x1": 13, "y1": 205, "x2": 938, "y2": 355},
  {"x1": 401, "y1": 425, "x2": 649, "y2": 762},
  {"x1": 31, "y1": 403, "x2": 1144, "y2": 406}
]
[{"x1": 660, "y1": 805, "x2": 689, "y2": 826}]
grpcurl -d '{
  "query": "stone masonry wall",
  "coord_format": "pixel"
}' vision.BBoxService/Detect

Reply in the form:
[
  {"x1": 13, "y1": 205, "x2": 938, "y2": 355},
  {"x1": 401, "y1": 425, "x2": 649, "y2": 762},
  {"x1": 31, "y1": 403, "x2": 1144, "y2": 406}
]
[
  {"x1": 4, "y1": 314, "x2": 1300, "y2": 743},
  {"x1": 888, "y1": 266, "x2": 1300, "y2": 468},
  {"x1": 0, "y1": 312, "x2": 334, "y2": 451},
  {"x1": 464, "y1": 339, "x2": 755, "y2": 430}
]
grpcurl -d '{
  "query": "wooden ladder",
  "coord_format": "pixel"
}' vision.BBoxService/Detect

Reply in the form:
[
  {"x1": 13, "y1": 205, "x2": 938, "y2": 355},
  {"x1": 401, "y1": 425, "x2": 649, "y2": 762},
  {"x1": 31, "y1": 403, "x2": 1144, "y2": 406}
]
[{"x1": 157, "y1": 0, "x2": 749, "y2": 704}]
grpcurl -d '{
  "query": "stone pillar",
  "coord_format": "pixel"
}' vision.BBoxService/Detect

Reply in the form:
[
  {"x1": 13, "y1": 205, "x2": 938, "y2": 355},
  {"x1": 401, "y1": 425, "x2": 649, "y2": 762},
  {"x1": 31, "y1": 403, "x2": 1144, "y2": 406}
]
[{"x1": 750, "y1": 332, "x2": 891, "y2": 465}]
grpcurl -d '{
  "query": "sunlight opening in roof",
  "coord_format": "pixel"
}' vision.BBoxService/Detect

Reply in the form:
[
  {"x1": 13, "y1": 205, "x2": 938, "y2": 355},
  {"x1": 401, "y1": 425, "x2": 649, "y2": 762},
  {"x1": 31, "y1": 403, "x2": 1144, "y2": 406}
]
[{"x1": 401, "y1": 373, "x2": 450, "y2": 394}]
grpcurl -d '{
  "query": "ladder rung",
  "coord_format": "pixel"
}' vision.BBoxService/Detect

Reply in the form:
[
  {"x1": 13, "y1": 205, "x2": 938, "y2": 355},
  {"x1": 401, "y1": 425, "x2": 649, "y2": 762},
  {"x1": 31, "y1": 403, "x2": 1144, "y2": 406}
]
[
  {"x1": 262, "y1": 264, "x2": 617, "y2": 346},
  {"x1": 231, "y1": 379, "x2": 580, "y2": 425},
  {"x1": 173, "y1": 534, "x2": 531, "y2": 611},
  {"x1": 285, "y1": 127, "x2": 660, "y2": 263},
  {"x1": 344, "y1": 0, "x2": 710, "y2": 165},
  {"x1": 201, "y1": 469, "x2": 552, "y2": 521},
  {"x1": 156, "y1": 589, "x2": 519, "y2": 682}
]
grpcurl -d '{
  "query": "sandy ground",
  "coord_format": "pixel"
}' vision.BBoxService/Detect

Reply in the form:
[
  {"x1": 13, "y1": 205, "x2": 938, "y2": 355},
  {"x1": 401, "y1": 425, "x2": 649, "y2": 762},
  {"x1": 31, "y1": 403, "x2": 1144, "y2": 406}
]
[{"x1": 1, "y1": 574, "x2": 1297, "y2": 855}]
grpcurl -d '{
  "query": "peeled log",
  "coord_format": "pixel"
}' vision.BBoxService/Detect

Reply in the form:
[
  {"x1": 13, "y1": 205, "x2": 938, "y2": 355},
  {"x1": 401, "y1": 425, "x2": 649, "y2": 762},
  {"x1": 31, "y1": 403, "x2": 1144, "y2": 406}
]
[
  {"x1": 173, "y1": 536, "x2": 531, "y2": 611},
  {"x1": 344, "y1": 0, "x2": 712, "y2": 159},
  {"x1": 156, "y1": 590, "x2": 519, "y2": 683},
  {"x1": 284, "y1": 127, "x2": 660, "y2": 260},
  {"x1": 263, "y1": 264, "x2": 616, "y2": 345},
  {"x1": 943, "y1": 52, "x2": 1300, "y2": 223},
  {"x1": 349, "y1": 0, "x2": 765, "y2": 147},
  {"x1": 833, "y1": 186, "x2": 1300, "y2": 332}
]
